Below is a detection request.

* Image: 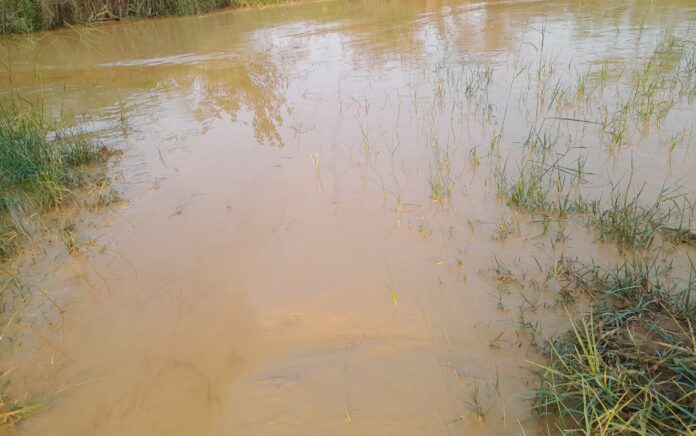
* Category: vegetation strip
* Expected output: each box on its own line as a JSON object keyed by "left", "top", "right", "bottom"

{"left": 0, "top": 0, "right": 284, "bottom": 34}
{"left": 485, "top": 34, "right": 696, "bottom": 433}
{"left": 534, "top": 257, "right": 695, "bottom": 434}
{"left": 0, "top": 97, "right": 116, "bottom": 422}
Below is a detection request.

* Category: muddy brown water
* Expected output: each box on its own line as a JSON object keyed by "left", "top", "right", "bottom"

{"left": 1, "top": 0, "right": 695, "bottom": 434}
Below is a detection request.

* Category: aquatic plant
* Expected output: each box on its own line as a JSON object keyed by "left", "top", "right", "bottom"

{"left": 0, "top": 101, "right": 108, "bottom": 259}
{"left": 534, "top": 257, "right": 696, "bottom": 435}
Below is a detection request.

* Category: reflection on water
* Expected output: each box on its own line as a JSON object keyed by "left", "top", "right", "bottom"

{"left": 1, "top": 0, "right": 693, "bottom": 149}
{"left": 193, "top": 58, "right": 289, "bottom": 146}
{"left": 0, "top": 0, "right": 695, "bottom": 435}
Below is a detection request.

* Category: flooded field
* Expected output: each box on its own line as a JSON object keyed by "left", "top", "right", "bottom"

{"left": 1, "top": 0, "right": 695, "bottom": 434}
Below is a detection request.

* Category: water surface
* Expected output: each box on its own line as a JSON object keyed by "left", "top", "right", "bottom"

{"left": 1, "top": 0, "right": 695, "bottom": 434}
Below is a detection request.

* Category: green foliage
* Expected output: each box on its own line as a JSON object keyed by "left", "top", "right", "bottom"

{"left": 535, "top": 258, "right": 696, "bottom": 435}
{"left": 0, "top": 102, "right": 107, "bottom": 259}
{"left": 0, "top": 0, "right": 282, "bottom": 33}
{"left": 0, "top": 0, "right": 42, "bottom": 33}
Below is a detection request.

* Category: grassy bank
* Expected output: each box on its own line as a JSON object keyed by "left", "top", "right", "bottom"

{"left": 0, "top": 100, "right": 110, "bottom": 259}
{"left": 534, "top": 258, "right": 695, "bottom": 434}
{"left": 0, "top": 0, "right": 282, "bottom": 34}
{"left": 0, "top": 99, "right": 114, "bottom": 423}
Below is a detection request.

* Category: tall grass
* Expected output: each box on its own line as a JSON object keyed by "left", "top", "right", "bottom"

{"left": 0, "top": 0, "right": 281, "bottom": 33}
{"left": 0, "top": 101, "right": 108, "bottom": 259}
{"left": 497, "top": 149, "right": 696, "bottom": 250}
{"left": 535, "top": 258, "right": 696, "bottom": 435}
{"left": 0, "top": 99, "right": 112, "bottom": 425}
{"left": 588, "top": 183, "right": 692, "bottom": 250}
{"left": 482, "top": 34, "right": 696, "bottom": 434}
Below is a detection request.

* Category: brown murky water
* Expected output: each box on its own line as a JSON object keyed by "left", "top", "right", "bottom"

{"left": 1, "top": 0, "right": 695, "bottom": 434}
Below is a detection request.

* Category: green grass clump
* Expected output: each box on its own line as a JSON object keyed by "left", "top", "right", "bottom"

{"left": 0, "top": 102, "right": 108, "bottom": 259}
{"left": 0, "top": 100, "right": 111, "bottom": 425}
{"left": 535, "top": 258, "right": 696, "bottom": 435}
{"left": 589, "top": 184, "right": 696, "bottom": 250}
{"left": 589, "top": 185, "right": 668, "bottom": 250}
{"left": 497, "top": 146, "right": 586, "bottom": 218}
{"left": 506, "top": 159, "right": 551, "bottom": 214}
{"left": 0, "top": 0, "right": 41, "bottom": 33}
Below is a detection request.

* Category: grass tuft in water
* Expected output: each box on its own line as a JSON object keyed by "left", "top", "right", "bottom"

{"left": 0, "top": 101, "right": 109, "bottom": 259}
{"left": 589, "top": 182, "right": 696, "bottom": 250}
{"left": 534, "top": 257, "right": 696, "bottom": 435}
{"left": 0, "top": 390, "right": 42, "bottom": 427}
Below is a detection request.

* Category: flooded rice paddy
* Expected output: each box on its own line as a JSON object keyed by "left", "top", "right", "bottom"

{"left": 1, "top": 0, "right": 696, "bottom": 434}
